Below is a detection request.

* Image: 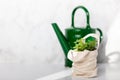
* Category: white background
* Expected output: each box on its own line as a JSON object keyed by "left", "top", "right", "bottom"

{"left": 0, "top": 0, "right": 120, "bottom": 64}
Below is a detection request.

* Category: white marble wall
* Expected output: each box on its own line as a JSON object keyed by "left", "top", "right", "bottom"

{"left": 0, "top": 0, "right": 119, "bottom": 64}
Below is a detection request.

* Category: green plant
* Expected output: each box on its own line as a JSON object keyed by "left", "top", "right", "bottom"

{"left": 73, "top": 38, "right": 87, "bottom": 51}
{"left": 85, "top": 36, "right": 97, "bottom": 51}
{"left": 73, "top": 37, "right": 97, "bottom": 51}
{"left": 86, "top": 40, "right": 97, "bottom": 51}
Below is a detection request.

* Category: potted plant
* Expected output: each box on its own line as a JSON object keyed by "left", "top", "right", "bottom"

{"left": 68, "top": 33, "right": 100, "bottom": 78}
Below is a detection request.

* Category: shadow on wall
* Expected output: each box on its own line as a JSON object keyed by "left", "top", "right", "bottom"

{"left": 97, "top": 35, "right": 108, "bottom": 63}
{"left": 107, "top": 51, "right": 120, "bottom": 63}
{"left": 98, "top": 37, "right": 120, "bottom": 63}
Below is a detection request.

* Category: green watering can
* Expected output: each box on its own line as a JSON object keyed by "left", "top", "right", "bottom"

{"left": 51, "top": 6, "right": 103, "bottom": 67}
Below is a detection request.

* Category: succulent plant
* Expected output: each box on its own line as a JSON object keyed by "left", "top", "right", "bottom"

{"left": 85, "top": 36, "right": 97, "bottom": 51}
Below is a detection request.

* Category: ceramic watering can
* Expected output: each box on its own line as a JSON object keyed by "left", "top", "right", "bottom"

{"left": 51, "top": 6, "right": 103, "bottom": 67}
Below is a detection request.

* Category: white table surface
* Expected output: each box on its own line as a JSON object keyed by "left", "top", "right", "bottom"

{"left": 0, "top": 62, "right": 120, "bottom": 80}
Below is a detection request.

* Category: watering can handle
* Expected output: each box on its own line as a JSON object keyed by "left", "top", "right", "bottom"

{"left": 96, "top": 28, "right": 103, "bottom": 42}
{"left": 71, "top": 6, "right": 90, "bottom": 28}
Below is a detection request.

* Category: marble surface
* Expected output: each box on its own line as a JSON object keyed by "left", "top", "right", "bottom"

{"left": 0, "top": 63, "right": 65, "bottom": 80}
{"left": 0, "top": 63, "right": 119, "bottom": 80}
{"left": 39, "top": 63, "right": 120, "bottom": 80}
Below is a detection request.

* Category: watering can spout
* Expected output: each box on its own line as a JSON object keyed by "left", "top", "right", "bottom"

{"left": 51, "top": 23, "right": 71, "bottom": 57}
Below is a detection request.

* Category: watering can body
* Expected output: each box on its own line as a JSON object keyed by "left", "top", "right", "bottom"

{"left": 52, "top": 6, "right": 103, "bottom": 67}
{"left": 66, "top": 27, "right": 97, "bottom": 48}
